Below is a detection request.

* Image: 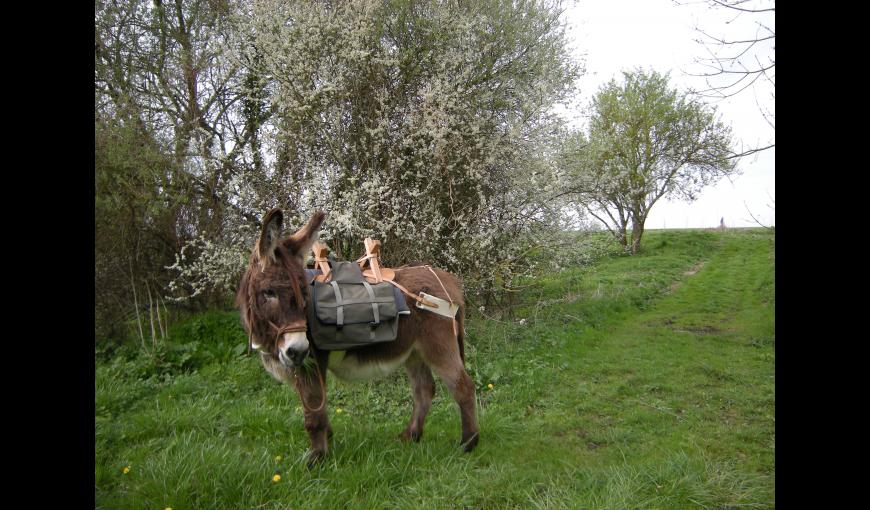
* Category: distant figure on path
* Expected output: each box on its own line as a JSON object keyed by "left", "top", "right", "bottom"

{"left": 719, "top": 217, "right": 726, "bottom": 230}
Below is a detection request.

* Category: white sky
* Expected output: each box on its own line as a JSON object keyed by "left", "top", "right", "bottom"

{"left": 559, "top": 0, "right": 775, "bottom": 228}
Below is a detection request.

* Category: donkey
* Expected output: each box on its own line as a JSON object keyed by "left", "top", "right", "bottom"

{"left": 236, "top": 209, "right": 479, "bottom": 465}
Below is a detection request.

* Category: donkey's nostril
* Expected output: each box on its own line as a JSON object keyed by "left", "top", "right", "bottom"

{"left": 286, "top": 348, "right": 308, "bottom": 364}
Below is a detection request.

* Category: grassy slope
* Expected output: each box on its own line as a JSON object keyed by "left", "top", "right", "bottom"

{"left": 95, "top": 229, "right": 775, "bottom": 509}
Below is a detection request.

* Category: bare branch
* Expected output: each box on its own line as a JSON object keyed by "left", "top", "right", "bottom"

{"left": 743, "top": 200, "right": 773, "bottom": 230}
{"left": 727, "top": 144, "right": 774, "bottom": 159}
{"left": 710, "top": 0, "right": 775, "bottom": 13}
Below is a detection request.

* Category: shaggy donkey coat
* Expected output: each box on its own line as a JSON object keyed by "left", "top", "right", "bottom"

{"left": 236, "top": 209, "right": 479, "bottom": 464}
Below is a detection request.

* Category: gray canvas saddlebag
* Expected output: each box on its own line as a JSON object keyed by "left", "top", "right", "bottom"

{"left": 307, "top": 261, "right": 400, "bottom": 350}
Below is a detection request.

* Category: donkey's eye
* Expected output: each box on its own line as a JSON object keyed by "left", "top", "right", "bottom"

{"left": 263, "top": 289, "right": 277, "bottom": 299}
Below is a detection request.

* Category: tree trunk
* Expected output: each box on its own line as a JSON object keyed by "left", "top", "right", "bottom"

{"left": 129, "top": 259, "right": 146, "bottom": 352}
{"left": 615, "top": 226, "right": 629, "bottom": 251}
{"left": 146, "top": 281, "right": 157, "bottom": 350}
{"left": 155, "top": 285, "right": 166, "bottom": 340}
{"left": 630, "top": 218, "right": 645, "bottom": 255}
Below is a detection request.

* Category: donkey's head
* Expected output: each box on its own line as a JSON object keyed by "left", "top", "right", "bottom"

{"left": 237, "top": 209, "right": 326, "bottom": 367}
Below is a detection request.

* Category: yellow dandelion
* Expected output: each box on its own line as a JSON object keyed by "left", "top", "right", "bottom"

{"left": 122, "top": 466, "right": 130, "bottom": 474}
{"left": 272, "top": 474, "right": 281, "bottom": 482}
{"left": 487, "top": 383, "right": 494, "bottom": 390}
{"left": 165, "top": 507, "right": 173, "bottom": 510}
{"left": 336, "top": 408, "right": 343, "bottom": 414}
{"left": 275, "top": 455, "right": 282, "bottom": 462}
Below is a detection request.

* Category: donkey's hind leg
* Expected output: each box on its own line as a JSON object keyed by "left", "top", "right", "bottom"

{"left": 417, "top": 337, "right": 480, "bottom": 452}
{"left": 399, "top": 352, "right": 436, "bottom": 443}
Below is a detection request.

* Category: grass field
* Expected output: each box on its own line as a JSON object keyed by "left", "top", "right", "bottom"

{"left": 95, "top": 228, "right": 775, "bottom": 509}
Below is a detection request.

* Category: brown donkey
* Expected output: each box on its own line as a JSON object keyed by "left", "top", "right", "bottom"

{"left": 236, "top": 209, "right": 479, "bottom": 465}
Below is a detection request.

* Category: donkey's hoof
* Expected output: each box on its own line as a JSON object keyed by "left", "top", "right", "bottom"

{"left": 306, "top": 450, "right": 326, "bottom": 469}
{"left": 460, "top": 432, "right": 479, "bottom": 452}
{"left": 397, "top": 429, "right": 422, "bottom": 442}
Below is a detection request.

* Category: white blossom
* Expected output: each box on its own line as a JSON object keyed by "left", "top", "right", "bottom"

{"left": 167, "top": 0, "right": 595, "bottom": 301}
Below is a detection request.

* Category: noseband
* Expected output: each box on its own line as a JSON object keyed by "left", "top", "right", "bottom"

{"left": 268, "top": 320, "right": 307, "bottom": 345}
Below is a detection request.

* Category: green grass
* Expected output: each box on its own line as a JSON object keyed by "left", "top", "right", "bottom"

{"left": 96, "top": 228, "right": 775, "bottom": 509}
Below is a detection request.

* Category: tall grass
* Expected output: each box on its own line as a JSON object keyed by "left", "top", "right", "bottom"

{"left": 96, "top": 228, "right": 774, "bottom": 509}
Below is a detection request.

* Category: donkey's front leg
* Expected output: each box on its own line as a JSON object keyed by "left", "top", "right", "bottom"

{"left": 302, "top": 407, "right": 329, "bottom": 466}
{"left": 295, "top": 356, "right": 330, "bottom": 467}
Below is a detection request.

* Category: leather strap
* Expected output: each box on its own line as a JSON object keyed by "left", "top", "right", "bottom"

{"left": 384, "top": 278, "right": 438, "bottom": 308}
{"left": 329, "top": 280, "right": 344, "bottom": 327}
{"left": 312, "top": 241, "right": 332, "bottom": 282}
{"left": 363, "top": 238, "right": 384, "bottom": 282}
{"left": 361, "top": 280, "right": 380, "bottom": 325}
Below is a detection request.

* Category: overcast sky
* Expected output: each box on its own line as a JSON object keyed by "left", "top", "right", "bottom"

{"left": 559, "top": 0, "right": 775, "bottom": 229}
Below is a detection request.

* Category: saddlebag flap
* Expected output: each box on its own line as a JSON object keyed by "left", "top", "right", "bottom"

{"left": 307, "top": 261, "right": 399, "bottom": 350}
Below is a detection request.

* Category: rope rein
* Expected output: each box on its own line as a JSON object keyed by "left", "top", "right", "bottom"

{"left": 267, "top": 319, "right": 326, "bottom": 413}
{"left": 248, "top": 286, "right": 326, "bottom": 414}
{"left": 294, "top": 362, "right": 327, "bottom": 413}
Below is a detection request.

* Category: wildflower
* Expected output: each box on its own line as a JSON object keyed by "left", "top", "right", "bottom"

{"left": 122, "top": 466, "right": 130, "bottom": 474}
{"left": 165, "top": 507, "right": 173, "bottom": 510}
{"left": 336, "top": 408, "right": 343, "bottom": 414}
{"left": 487, "top": 384, "right": 494, "bottom": 390}
{"left": 519, "top": 318, "right": 527, "bottom": 326}
{"left": 275, "top": 455, "right": 282, "bottom": 462}
{"left": 272, "top": 474, "right": 281, "bottom": 482}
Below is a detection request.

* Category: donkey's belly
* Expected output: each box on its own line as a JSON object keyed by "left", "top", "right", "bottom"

{"left": 327, "top": 350, "right": 411, "bottom": 381}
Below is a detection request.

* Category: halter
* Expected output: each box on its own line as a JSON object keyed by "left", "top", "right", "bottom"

{"left": 257, "top": 314, "right": 326, "bottom": 413}
{"left": 267, "top": 320, "right": 307, "bottom": 343}
{"left": 244, "top": 249, "right": 327, "bottom": 414}
{"left": 245, "top": 273, "right": 308, "bottom": 355}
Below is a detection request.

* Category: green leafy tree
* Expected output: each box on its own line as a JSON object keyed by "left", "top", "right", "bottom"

{"left": 94, "top": 0, "right": 245, "bottom": 342}
{"left": 561, "top": 69, "right": 736, "bottom": 254}
{"left": 94, "top": 115, "right": 180, "bottom": 344}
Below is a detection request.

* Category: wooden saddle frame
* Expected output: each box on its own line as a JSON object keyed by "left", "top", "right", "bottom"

{"left": 310, "top": 238, "right": 443, "bottom": 309}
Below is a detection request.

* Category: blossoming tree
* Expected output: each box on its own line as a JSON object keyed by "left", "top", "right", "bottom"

{"left": 168, "top": 0, "right": 583, "bottom": 302}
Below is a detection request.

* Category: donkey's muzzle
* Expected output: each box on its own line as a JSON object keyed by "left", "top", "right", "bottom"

{"left": 285, "top": 346, "right": 309, "bottom": 366}
{"left": 277, "top": 327, "right": 310, "bottom": 367}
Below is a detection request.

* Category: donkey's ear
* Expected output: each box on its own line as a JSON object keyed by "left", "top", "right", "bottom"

{"left": 284, "top": 211, "right": 326, "bottom": 259}
{"left": 257, "top": 208, "right": 284, "bottom": 269}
